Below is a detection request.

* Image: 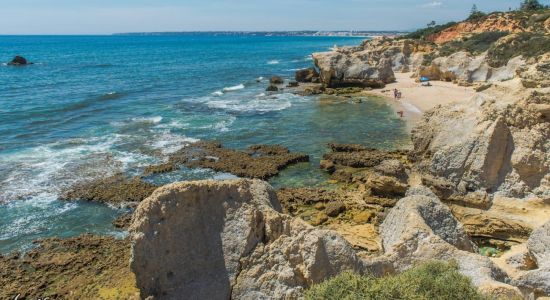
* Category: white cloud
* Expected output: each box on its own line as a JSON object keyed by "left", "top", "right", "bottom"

{"left": 421, "top": 1, "right": 443, "bottom": 8}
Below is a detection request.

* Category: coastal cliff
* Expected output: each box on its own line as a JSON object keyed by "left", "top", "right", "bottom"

{"left": 1, "top": 7, "right": 549, "bottom": 300}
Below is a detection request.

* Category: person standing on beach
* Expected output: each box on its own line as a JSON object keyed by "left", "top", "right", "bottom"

{"left": 393, "top": 88, "right": 398, "bottom": 99}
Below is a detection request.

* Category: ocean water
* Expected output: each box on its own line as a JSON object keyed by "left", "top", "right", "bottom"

{"left": 0, "top": 35, "right": 409, "bottom": 253}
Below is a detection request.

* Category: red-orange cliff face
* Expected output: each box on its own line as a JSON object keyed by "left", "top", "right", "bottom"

{"left": 427, "top": 12, "right": 541, "bottom": 44}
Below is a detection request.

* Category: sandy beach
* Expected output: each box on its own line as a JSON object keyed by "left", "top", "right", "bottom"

{"left": 374, "top": 72, "right": 475, "bottom": 124}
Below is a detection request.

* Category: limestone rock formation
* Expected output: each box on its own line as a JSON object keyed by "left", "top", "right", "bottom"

{"left": 379, "top": 186, "right": 522, "bottom": 297}
{"left": 312, "top": 40, "right": 401, "bottom": 88}
{"left": 528, "top": 221, "right": 550, "bottom": 268}
{"left": 130, "top": 180, "right": 364, "bottom": 300}
{"left": 512, "top": 221, "right": 550, "bottom": 297}
{"left": 411, "top": 84, "right": 550, "bottom": 203}
{"left": 415, "top": 52, "right": 525, "bottom": 84}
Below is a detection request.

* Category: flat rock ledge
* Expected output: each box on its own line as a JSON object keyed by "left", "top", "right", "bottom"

{"left": 130, "top": 179, "right": 365, "bottom": 300}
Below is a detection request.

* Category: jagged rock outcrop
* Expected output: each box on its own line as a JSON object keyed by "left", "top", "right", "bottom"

{"left": 130, "top": 180, "right": 364, "bottom": 300}
{"left": 415, "top": 52, "right": 525, "bottom": 84}
{"left": 312, "top": 38, "right": 417, "bottom": 88}
{"left": 379, "top": 186, "right": 522, "bottom": 297}
{"left": 411, "top": 84, "right": 550, "bottom": 203}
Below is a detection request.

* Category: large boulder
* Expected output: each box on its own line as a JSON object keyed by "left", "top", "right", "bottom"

{"left": 269, "top": 76, "right": 284, "bottom": 85}
{"left": 130, "top": 179, "right": 364, "bottom": 300}
{"left": 379, "top": 186, "right": 520, "bottom": 297}
{"left": 295, "top": 68, "right": 319, "bottom": 83}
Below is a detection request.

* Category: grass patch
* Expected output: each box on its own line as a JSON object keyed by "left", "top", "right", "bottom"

{"left": 305, "top": 261, "right": 488, "bottom": 300}
{"left": 486, "top": 32, "right": 550, "bottom": 67}
{"left": 439, "top": 31, "right": 509, "bottom": 57}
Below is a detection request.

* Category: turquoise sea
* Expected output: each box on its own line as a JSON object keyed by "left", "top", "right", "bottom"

{"left": 0, "top": 35, "right": 409, "bottom": 253}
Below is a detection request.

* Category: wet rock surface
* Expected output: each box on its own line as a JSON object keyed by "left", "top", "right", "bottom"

{"left": 60, "top": 174, "right": 158, "bottom": 204}
{"left": 113, "top": 213, "right": 134, "bottom": 229}
{"left": 0, "top": 235, "right": 137, "bottom": 300}
{"left": 147, "top": 141, "right": 309, "bottom": 180}
{"left": 320, "top": 144, "right": 410, "bottom": 198}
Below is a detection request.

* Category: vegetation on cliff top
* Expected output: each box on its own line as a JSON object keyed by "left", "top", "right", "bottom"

{"left": 486, "top": 32, "right": 550, "bottom": 67}
{"left": 438, "top": 31, "right": 510, "bottom": 56}
{"left": 305, "top": 261, "right": 489, "bottom": 300}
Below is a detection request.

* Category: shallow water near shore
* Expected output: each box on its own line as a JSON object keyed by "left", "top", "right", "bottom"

{"left": 0, "top": 35, "right": 409, "bottom": 253}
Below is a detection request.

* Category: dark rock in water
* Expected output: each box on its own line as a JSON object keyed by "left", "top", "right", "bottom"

{"left": 266, "top": 84, "right": 279, "bottom": 92}
{"left": 287, "top": 81, "right": 299, "bottom": 87}
{"left": 269, "top": 76, "right": 284, "bottom": 85}
{"left": 8, "top": 55, "right": 30, "bottom": 65}
{"left": 60, "top": 174, "right": 158, "bottom": 204}
{"left": 148, "top": 141, "right": 309, "bottom": 180}
{"left": 295, "top": 67, "right": 319, "bottom": 83}
{"left": 113, "top": 213, "right": 133, "bottom": 229}
{"left": 323, "top": 143, "right": 409, "bottom": 168}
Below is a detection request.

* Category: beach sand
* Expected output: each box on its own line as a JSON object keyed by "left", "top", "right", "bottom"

{"left": 373, "top": 72, "right": 475, "bottom": 126}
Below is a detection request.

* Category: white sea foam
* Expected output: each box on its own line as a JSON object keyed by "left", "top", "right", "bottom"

{"left": 267, "top": 60, "right": 280, "bottom": 65}
{"left": 131, "top": 116, "right": 163, "bottom": 124}
{"left": 0, "top": 136, "right": 121, "bottom": 203}
{"left": 206, "top": 96, "right": 292, "bottom": 113}
{"left": 305, "top": 55, "right": 313, "bottom": 61}
{"left": 222, "top": 84, "right": 245, "bottom": 92}
{"left": 197, "top": 115, "right": 236, "bottom": 132}
{"left": 149, "top": 131, "right": 199, "bottom": 155}
{"left": 212, "top": 90, "right": 224, "bottom": 96}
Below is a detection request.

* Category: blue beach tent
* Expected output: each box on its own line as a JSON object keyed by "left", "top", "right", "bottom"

{"left": 420, "top": 76, "right": 430, "bottom": 82}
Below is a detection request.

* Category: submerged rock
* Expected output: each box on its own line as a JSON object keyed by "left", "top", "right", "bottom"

{"left": 61, "top": 174, "right": 158, "bottom": 204}
{"left": 148, "top": 141, "right": 309, "bottom": 180}
{"left": 266, "top": 84, "right": 279, "bottom": 92}
{"left": 130, "top": 179, "right": 364, "bottom": 299}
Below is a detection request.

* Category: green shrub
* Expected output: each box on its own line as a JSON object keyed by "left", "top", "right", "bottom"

{"left": 520, "top": 0, "right": 545, "bottom": 11}
{"left": 305, "top": 261, "right": 488, "bottom": 300}
{"left": 403, "top": 22, "right": 458, "bottom": 40}
{"left": 439, "top": 31, "right": 510, "bottom": 56}
{"left": 486, "top": 32, "right": 550, "bottom": 67}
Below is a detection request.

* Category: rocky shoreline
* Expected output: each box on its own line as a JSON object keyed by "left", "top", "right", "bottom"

{"left": 2, "top": 8, "right": 549, "bottom": 300}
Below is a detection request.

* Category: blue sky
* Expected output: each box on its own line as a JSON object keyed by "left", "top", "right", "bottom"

{"left": 1, "top": 0, "right": 547, "bottom": 34}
